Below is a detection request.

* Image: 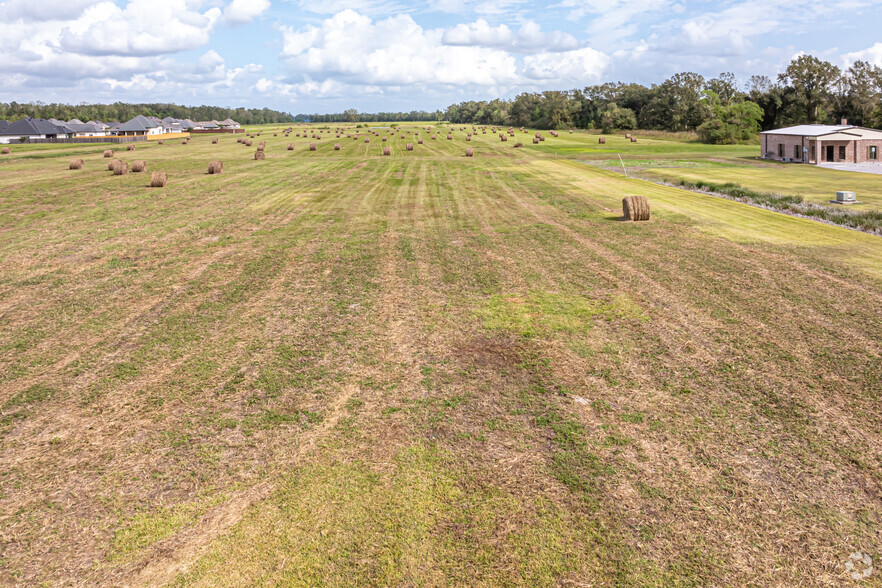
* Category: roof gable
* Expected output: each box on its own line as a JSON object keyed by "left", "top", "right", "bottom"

{"left": 0, "top": 117, "right": 73, "bottom": 136}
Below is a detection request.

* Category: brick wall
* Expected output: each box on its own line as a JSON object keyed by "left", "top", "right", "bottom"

{"left": 762, "top": 134, "right": 806, "bottom": 162}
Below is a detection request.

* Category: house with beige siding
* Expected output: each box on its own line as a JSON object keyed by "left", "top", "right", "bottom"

{"left": 760, "top": 122, "right": 882, "bottom": 165}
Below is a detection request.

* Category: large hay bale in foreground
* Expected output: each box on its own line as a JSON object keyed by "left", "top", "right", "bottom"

{"left": 132, "top": 160, "right": 147, "bottom": 173}
{"left": 254, "top": 151, "right": 266, "bottom": 160}
{"left": 103, "top": 150, "right": 114, "bottom": 158}
{"left": 208, "top": 161, "right": 223, "bottom": 174}
{"left": 465, "top": 148, "right": 474, "bottom": 157}
{"left": 69, "top": 159, "right": 84, "bottom": 170}
{"left": 622, "top": 196, "right": 650, "bottom": 221}
{"left": 112, "top": 161, "right": 129, "bottom": 175}
{"left": 150, "top": 172, "right": 168, "bottom": 187}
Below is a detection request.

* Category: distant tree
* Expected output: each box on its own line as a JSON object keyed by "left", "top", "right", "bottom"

{"left": 600, "top": 105, "right": 637, "bottom": 133}
{"left": 777, "top": 55, "right": 841, "bottom": 123}
{"left": 697, "top": 91, "right": 763, "bottom": 144}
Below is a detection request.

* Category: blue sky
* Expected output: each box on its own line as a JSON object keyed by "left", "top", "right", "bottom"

{"left": 1, "top": 0, "right": 880, "bottom": 114}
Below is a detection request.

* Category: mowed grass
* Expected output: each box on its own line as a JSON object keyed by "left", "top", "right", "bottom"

{"left": 0, "top": 123, "right": 881, "bottom": 587}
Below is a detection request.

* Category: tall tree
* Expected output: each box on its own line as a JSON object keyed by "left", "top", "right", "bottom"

{"left": 777, "top": 55, "right": 840, "bottom": 123}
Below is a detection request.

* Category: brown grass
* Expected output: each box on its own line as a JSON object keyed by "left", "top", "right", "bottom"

{"left": 149, "top": 171, "right": 167, "bottom": 187}
{"left": 622, "top": 195, "right": 651, "bottom": 221}
{"left": 208, "top": 161, "right": 223, "bottom": 175}
{"left": 69, "top": 159, "right": 84, "bottom": 170}
{"left": 103, "top": 150, "right": 113, "bottom": 158}
{"left": 131, "top": 161, "right": 147, "bottom": 173}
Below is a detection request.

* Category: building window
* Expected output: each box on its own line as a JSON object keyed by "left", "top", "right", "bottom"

{"left": 778, "top": 143, "right": 784, "bottom": 157}
{"left": 870, "top": 146, "right": 878, "bottom": 160}
{"left": 794, "top": 145, "right": 800, "bottom": 159}
{"left": 839, "top": 146, "right": 846, "bottom": 160}
{"left": 811, "top": 146, "right": 816, "bottom": 161}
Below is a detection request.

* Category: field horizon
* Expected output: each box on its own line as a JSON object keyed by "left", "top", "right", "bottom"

{"left": 1, "top": 123, "right": 880, "bottom": 586}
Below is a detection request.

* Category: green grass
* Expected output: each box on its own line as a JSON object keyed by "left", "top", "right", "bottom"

{"left": 0, "top": 122, "right": 880, "bottom": 587}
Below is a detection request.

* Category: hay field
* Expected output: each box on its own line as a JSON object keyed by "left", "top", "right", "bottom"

{"left": 1, "top": 125, "right": 881, "bottom": 586}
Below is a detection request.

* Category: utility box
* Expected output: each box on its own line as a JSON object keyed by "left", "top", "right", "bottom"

{"left": 836, "top": 191, "right": 857, "bottom": 202}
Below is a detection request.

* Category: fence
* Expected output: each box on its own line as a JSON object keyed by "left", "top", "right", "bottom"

{"left": 17, "top": 136, "right": 147, "bottom": 144}
{"left": 189, "top": 128, "right": 246, "bottom": 134}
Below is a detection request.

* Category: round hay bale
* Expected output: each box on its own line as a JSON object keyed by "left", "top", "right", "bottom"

{"left": 69, "top": 159, "right": 84, "bottom": 170}
{"left": 245, "top": 140, "right": 253, "bottom": 147}
{"left": 158, "top": 140, "right": 164, "bottom": 145}
{"left": 622, "top": 196, "right": 651, "bottom": 221}
{"left": 466, "top": 136, "right": 471, "bottom": 142}
{"left": 149, "top": 172, "right": 168, "bottom": 188}
{"left": 309, "top": 143, "right": 317, "bottom": 151}
{"left": 630, "top": 137, "right": 637, "bottom": 143}
{"left": 112, "top": 161, "right": 129, "bottom": 176}
{"left": 625, "top": 133, "right": 631, "bottom": 139}
{"left": 212, "top": 139, "right": 218, "bottom": 144}
{"left": 132, "top": 160, "right": 147, "bottom": 173}
{"left": 365, "top": 138, "right": 370, "bottom": 143}
{"left": 447, "top": 134, "right": 453, "bottom": 140}
{"left": 126, "top": 144, "right": 136, "bottom": 151}
{"left": 334, "top": 143, "right": 341, "bottom": 150}
{"left": 254, "top": 151, "right": 266, "bottom": 160}
{"left": 0, "top": 147, "right": 9, "bottom": 154}
{"left": 533, "top": 137, "right": 539, "bottom": 144}
{"left": 208, "top": 161, "right": 223, "bottom": 174}
{"left": 103, "top": 150, "right": 114, "bottom": 158}
{"left": 418, "top": 138, "right": 423, "bottom": 144}
{"left": 382, "top": 147, "right": 391, "bottom": 156}
{"left": 513, "top": 142, "right": 523, "bottom": 148}
{"left": 107, "top": 159, "right": 119, "bottom": 171}
{"left": 182, "top": 139, "right": 188, "bottom": 145}
{"left": 599, "top": 137, "right": 606, "bottom": 144}
{"left": 406, "top": 143, "right": 413, "bottom": 151}
{"left": 382, "top": 137, "right": 387, "bottom": 142}
{"left": 287, "top": 143, "right": 294, "bottom": 150}
{"left": 465, "top": 148, "right": 474, "bottom": 157}
{"left": 500, "top": 135, "right": 508, "bottom": 142}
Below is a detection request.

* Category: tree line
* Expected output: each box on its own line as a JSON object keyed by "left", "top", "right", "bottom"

{"left": 443, "top": 56, "right": 882, "bottom": 144}
{"left": 0, "top": 102, "right": 295, "bottom": 125}
{"left": 293, "top": 109, "right": 443, "bottom": 123}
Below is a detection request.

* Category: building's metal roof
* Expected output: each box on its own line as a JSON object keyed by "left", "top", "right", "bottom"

{"left": 762, "top": 124, "right": 882, "bottom": 138}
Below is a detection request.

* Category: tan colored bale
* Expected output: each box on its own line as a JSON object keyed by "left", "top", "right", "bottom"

{"left": 533, "top": 137, "right": 539, "bottom": 144}
{"left": 309, "top": 143, "right": 317, "bottom": 151}
{"left": 212, "top": 139, "right": 218, "bottom": 144}
{"left": 103, "top": 150, "right": 113, "bottom": 158}
{"left": 417, "top": 138, "right": 423, "bottom": 144}
{"left": 150, "top": 172, "right": 168, "bottom": 187}
{"left": 447, "top": 134, "right": 452, "bottom": 140}
{"left": 107, "top": 159, "right": 119, "bottom": 171}
{"left": 287, "top": 143, "right": 294, "bottom": 150}
{"left": 466, "top": 136, "right": 471, "bottom": 141}
{"left": 513, "top": 142, "right": 523, "bottom": 148}
{"left": 465, "top": 148, "right": 474, "bottom": 157}
{"left": 182, "top": 139, "right": 188, "bottom": 145}
{"left": 126, "top": 144, "right": 136, "bottom": 151}
{"left": 382, "top": 137, "right": 387, "bottom": 142}
{"left": 622, "top": 196, "right": 651, "bottom": 221}
{"left": 406, "top": 143, "right": 413, "bottom": 151}
{"left": 208, "top": 161, "right": 224, "bottom": 174}
{"left": 599, "top": 137, "right": 606, "bottom": 144}
{"left": 69, "top": 159, "right": 84, "bottom": 170}
{"left": 112, "top": 161, "right": 129, "bottom": 175}
{"left": 500, "top": 135, "right": 507, "bottom": 142}
{"left": 626, "top": 133, "right": 631, "bottom": 139}
{"left": 254, "top": 151, "right": 266, "bottom": 160}
{"left": 0, "top": 147, "right": 9, "bottom": 154}
{"left": 382, "top": 147, "right": 391, "bottom": 156}
{"left": 158, "top": 140, "right": 164, "bottom": 145}
{"left": 132, "top": 160, "right": 147, "bottom": 173}
{"left": 630, "top": 137, "right": 637, "bottom": 143}
{"left": 364, "top": 138, "right": 370, "bottom": 143}
{"left": 334, "top": 143, "right": 341, "bottom": 150}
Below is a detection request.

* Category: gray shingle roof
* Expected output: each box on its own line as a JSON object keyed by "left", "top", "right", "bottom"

{"left": 116, "top": 115, "right": 161, "bottom": 132}
{"left": 67, "top": 123, "right": 105, "bottom": 133}
{"left": 0, "top": 120, "right": 9, "bottom": 131}
{"left": 0, "top": 118, "right": 74, "bottom": 136}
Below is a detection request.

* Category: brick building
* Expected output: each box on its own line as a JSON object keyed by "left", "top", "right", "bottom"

{"left": 760, "top": 123, "right": 882, "bottom": 165}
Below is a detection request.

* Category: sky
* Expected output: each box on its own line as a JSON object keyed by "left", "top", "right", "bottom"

{"left": 1, "top": 0, "right": 881, "bottom": 115}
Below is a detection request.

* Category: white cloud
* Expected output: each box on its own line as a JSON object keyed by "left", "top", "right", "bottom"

{"left": 0, "top": 0, "right": 102, "bottom": 21}
{"left": 224, "top": 0, "right": 271, "bottom": 24}
{"left": 843, "top": 43, "right": 882, "bottom": 68}
{"left": 522, "top": 47, "right": 609, "bottom": 80}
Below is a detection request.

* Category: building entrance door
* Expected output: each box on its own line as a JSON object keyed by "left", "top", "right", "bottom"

{"left": 826, "top": 145, "right": 834, "bottom": 162}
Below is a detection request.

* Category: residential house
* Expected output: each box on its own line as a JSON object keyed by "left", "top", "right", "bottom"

{"left": 115, "top": 115, "right": 163, "bottom": 137}
{"left": 67, "top": 123, "right": 107, "bottom": 137}
{"left": 219, "top": 118, "right": 241, "bottom": 129}
{"left": 0, "top": 118, "right": 75, "bottom": 144}
{"left": 761, "top": 121, "right": 882, "bottom": 165}
{"left": 0, "top": 120, "right": 9, "bottom": 132}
